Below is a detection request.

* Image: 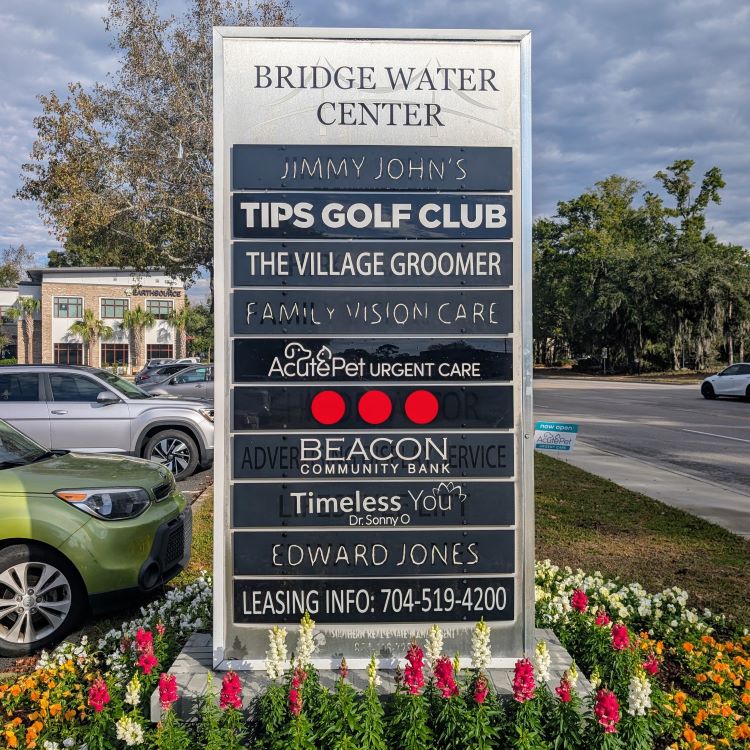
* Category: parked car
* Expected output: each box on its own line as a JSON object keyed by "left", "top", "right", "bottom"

{"left": 140, "top": 364, "right": 214, "bottom": 402}
{"left": 174, "top": 357, "right": 201, "bottom": 364}
{"left": 701, "top": 363, "right": 750, "bottom": 399}
{"left": 0, "top": 417, "right": 191, "bottom": 655}
{"left": 0, "top": 366, "right": 213, "bottom": 480}
{"left": 135, "top": 362, "right": 190, "bottom": 385}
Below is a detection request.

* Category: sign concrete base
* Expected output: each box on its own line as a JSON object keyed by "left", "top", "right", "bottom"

{"left": 150, "top": 628, "right": 589, "bottom": 722}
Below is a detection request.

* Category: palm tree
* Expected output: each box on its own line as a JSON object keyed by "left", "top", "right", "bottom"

{"left": 7, "top": 297, "right": 40, "bottom": 363}
{"left": 166, "top": 305, "right": 191, "bottom": 359}
{"left": 121, "top": 306, "right": 155, "bottom": 370}
{"left": 68, "top": 309, "right": 113, "bottom": 367}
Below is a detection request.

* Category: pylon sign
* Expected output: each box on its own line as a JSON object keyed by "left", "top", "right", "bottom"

{"left": 213, "top": 27, "right": 533, "bottom": 669}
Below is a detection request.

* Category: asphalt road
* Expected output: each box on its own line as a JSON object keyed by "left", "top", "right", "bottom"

{"left": 534, "top": 378, "right": 750, "bottom": 534}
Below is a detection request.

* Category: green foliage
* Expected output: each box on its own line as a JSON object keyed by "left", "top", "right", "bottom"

{"left": 0, "top": 244, "right": 32, "bottom": 286}
{"left": 320, "top": 677, "right": 361, "bottom": 750}
{"left": 357, "top": 684, "right": 388, "bottom": 750}
{"left": 196, "top": 674, "right": 247, "bottom": 750}
{"left": 550, "top": 692, "right": 584, "bottom": 750}
{"left": 255, "top": 681, "right": 288, "bottom": 750}
{"left": 534, "top": 161, "right": 750, "bottom": 371}
{"left": 156, "top": 706, "right": 193, "bottom": 750}
{"left": 509, "top": 699, "right": 547, "bottom": 750}
{"left": 388, "top": 692, "right": 433, "bottom": 750}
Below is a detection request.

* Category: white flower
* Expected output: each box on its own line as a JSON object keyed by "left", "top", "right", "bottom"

{"left": 295, "top": 612, "right": 316, "bottom": 665}
{"left": 265, "top": 625, "right": 288, "bottom": 679}
{"left": 425, "top": 624, "right": 444, "bottom": 666}
{"left": 626, "top": 669, "right": 652, "bottom": 716}
{"left": 43, "top": 742, "right": 60, "bottom": 750}
{"left": 533, "top": 641, "right": 551, "bottom": 684}
{"left": 471, "top": 619, "right": 491, "bottom": 669}
{"left": 568, "top": 662, "right": 578, "bottom": 689}
{"left": 124, "top": 673, "right": 141, "bottom": 707}
{"left": 115, "top": 716, "right": 145, "bottom": 747}
{"left": 62, "top": 740, "right": 75, "bottom": 748}
{"left": 367, "top": 654, "right": 381, "bottom": 688}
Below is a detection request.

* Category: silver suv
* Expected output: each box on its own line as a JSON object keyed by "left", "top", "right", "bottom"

{"left": 0, "top": 366, "right": 214, "bottom": 480}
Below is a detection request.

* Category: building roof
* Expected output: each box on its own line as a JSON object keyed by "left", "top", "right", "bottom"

{"left": 25, "top": 267, "right": 181, "bottom": 284}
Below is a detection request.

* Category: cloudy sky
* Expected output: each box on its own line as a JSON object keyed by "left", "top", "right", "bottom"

{"left": 1, "top": 0, "right": 748, "bottom": 300}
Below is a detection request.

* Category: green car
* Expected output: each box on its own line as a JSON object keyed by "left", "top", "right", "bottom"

{"left": 0, "top": 418, "right": 191, "bottom": 656}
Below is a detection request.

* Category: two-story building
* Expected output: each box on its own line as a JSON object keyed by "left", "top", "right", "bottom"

{"left": 8, "top": 268, "right": 186, "bottom": 372}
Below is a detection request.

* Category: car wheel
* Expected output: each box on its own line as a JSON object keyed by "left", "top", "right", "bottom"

{"left": 0, "top": 544, "right": 85, "bottom": 657}
{"left": 144, "top": 429, "right": 199, "bottom": 480}
{"left": 746, "top": 385, "right": 750, "bottom": 401}
{"left": 701, "top": 383, "right": 716, "bottom": 400}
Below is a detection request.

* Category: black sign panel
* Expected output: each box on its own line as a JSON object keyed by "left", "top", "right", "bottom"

{"left": 231, "top": 480, "right": 515, "bottom": 528}
{"left": 233, "top": 529, "right": 514, "bottom": 576}
{"left": 232, "top": 290, "right": 513, "bottom": 336}
{"left": 233, "top": 576, "right": 515, "bottom": 624}
{"left": 231, "top": 192, "right": 513, "bottom": 240}
{"left": 231, "top": 145, "right": 513, "bottom": 191}
{"left": 233, "top": 338, "right": 513, "bottom": 383}
{"left": 232, "top": 385, "right": 513, "bottom": 431}
{"left": 232, "top": 241, "right": 513, "bottom": 287}
{"left": 232, "top": 432, "right": 514, "bottom": 479}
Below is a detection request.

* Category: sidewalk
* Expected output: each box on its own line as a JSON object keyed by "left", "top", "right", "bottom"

{"left": 548, "top": 440, "right": 750, "bottom": 539}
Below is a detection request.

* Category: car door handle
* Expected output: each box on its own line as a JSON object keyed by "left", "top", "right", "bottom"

{"left": 51, "top": 409, "right": 68, "bottom": 415}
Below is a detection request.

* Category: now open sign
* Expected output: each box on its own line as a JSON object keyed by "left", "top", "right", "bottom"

{"left": 534, "top": 422, "right": 579, "bottom": 452}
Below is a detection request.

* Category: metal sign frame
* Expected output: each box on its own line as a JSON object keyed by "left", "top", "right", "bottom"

{"left": 213, "top": 27, "right": 532, "bottom": 670}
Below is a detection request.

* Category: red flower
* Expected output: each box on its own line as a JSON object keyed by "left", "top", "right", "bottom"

{"left": 611, "top": 623, "right": 630, "bottom": 651}
{"left": 138, "top": 650, "right": 158, "bottom": 675}
{"left": 571, "top": 589, "right": 588, "bottom": 612}
{"left": 555, "top": 676, "right": 572, "bottom": 702}
{"left": 159, "top": 673, "right": 178, "bottom": 711}
{"left": 289, "top": 666, "right": 306, "bottom": 717}
{"left": 339, "top": 657, "right": 349, "bottom": 680}
{"left": 135, "top": 628, "right": 153, "bottom": 652}
{"left": 642, "top": 653, "right": 659, "bottom": 676}
{"left": 512, "top": 658, "right": 536, "bottom": 703}
{"left": 88, "top": 676, "right": 110, "bottom": 713}
{"left": 434, "top": 657, "right": 459, "bottom": 698}
{"left": 594, "top": 689, "right": 620, "bottom": 733}
{"left": 595, "top": 609, "right": 611, "bottom": 626}
{"left": 156, "top": 622, "right": 166, "bottom": 637}
{"left": 404, "top": 642, "right": 425, "bottom": 695}
{"left": 473, "top": 674, "right": 489, "bottom": 704}
{"left": 220, "top": 671, "right": 243, "bottom": 710}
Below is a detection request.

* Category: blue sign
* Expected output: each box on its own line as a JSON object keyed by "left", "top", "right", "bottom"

{"left": 534, "top": 422, "right": 579, "bottom": 451}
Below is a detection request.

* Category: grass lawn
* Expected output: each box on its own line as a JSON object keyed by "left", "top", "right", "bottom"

{"left": 536, "top": 452, "right": 750, "bottom": 625}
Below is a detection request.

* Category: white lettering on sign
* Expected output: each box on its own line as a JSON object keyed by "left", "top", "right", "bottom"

{"left": 239, "top": 201, "right": 507, "bottom": 230}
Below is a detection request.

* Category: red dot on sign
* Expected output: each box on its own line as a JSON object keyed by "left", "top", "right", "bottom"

{"left": 358, "top": 390, "right": 392, "bottom": 425}
{"left": 311, "top": 390, "right": 346, "bottom": 425}
{"left": 405, "top": 390, "right": 439, "bottom": 425}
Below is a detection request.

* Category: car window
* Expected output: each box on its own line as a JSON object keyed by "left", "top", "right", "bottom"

{"left": 159, "top": 365, "right": 187, "bottom": 376}
{"left": 721, "top": 365, "right": 741, "bottom": 375}
{"left": 738, "top": 364, "right": 750, "bottom": 375}
{"left": 50, "top": 374, "right": 104, "bottom": 402}
{"left": 0, "top": 373, "right": 40, "bottom": 402}
{"left": 90, "top": 369, "right": 150, "bottom": 399}
{"left": 175, "top": 367, "right": 207, "bottom": 383}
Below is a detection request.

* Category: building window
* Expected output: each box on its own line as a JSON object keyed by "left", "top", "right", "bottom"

{"left": 101, "top": 343, "right": 129, "bottom": 365}
{"left": 101, "top": 298, "right": 129, "bottom": 319}
{"left": 54, "top": 343, "right": 83, "bottom": 365}
{"left": 53, "top": 297, "right": 82, "bottom": 318}
{"left": 146, "top": 299, "right": 174, "bottom": 319}
{"left": 146, "top": 344, "right": 174, "bottom": 360}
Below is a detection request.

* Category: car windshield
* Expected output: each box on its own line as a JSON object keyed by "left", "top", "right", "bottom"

{"left": 0, "top": 419, "right": 47, "bottom": 468}
{"left": 92, "top": 370, "right": 151, "bottom": 399}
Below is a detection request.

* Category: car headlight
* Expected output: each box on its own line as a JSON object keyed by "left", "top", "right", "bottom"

{"left": 199, "top": 407, "right": 214, "bottom": 422}
{"left": 55, "top": 488, "right": 151, "bottom": 520}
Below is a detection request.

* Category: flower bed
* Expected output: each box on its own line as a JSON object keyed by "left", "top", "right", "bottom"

{"left": 1, "top": 563, "right": 748, "bottom": 749}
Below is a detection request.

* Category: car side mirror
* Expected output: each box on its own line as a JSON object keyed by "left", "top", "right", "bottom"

{"left": 96, "top": 390, "right": 120, "bottom": 404}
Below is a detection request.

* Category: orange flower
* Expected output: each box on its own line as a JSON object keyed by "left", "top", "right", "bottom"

{"left": 683, "top": 642, "right": 695, "bottom": 653}
{"left": 696, "top": 673, "right": 708, "bottom": 683}
{"left": 50, "top": 703, "right": 62, "bottom": 717}
{"left": 64, "top": 708, "right": 76, "bottom": 721}
{"left": 733, "top": 723, "right": 750, "bottom": 740}
{"left": 683, "top": 725, "right": 697, "bottom": 743}
{"left": 741, "top": 692, "right": 750, "bottom": 705}
{"left": 695, "top": 709, "right": 708, "bottom": 726}
{"left": 5, "top": 729, "right": 18, "bottom": 748}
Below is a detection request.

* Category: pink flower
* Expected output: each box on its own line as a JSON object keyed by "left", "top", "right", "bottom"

{"left": 555, "top": 676, "right": 572, "bottom": 703}
{"left": 571, "top": 589, "right": 588, "bottom": 612}
{"left": 594, "top": 689, "right": 620, "bottom": 733}
{"left": 289, "top": 666, "right": 306, "bottom": 717}
{"left": 512, "top": 658, "right": 536, "bottom": 703}
{"left": 474, "top": 675, "right": 489, "bottom": 704}
{"left": 433, "top": 657, "right": 459, "bottom": 698}
{"left": 156, "top": 622, "right": 166, "bottom": 637}
{"left": 595, "top": 609, "right": 611, "bottom": 626}
{"left": 220, "top": 671, "right": 243, "bottom": 710}
{"left": 135, "top": 628, "right": 153, "bottom": 652}
{"left": 159, "top": 673, "right": 178, "bottom": 711}
{"left": 339, "top": 657, "right": 349, "bottom": 680}
{"left": 88, "top": 676, "right": 110, "bottom": 713}
{"left": 138, "top": 650, "right": 158, "bottom": 675}
{"left": 643, "top": 653, "right": 659, "bottom": 676}
{"left": 611, "top": 623, "right": 630, "bottom": 651}
{"left": 404, "top": 642, "right": 425, "bottom": 695}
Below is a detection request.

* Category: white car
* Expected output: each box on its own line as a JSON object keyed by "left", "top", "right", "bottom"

{"left": 701, "top": 363, "right": 750, "bottom": 399}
